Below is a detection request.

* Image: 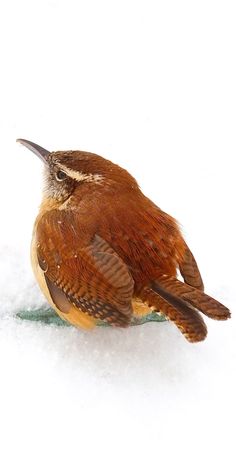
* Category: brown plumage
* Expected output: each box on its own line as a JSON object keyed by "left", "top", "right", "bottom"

{"left": 17, "top": 139, "right": 231, "bottom": 342}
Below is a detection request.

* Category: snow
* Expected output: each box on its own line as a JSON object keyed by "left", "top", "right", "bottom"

{"left": 0, "top": 1, "right": 235, "bottom": 455}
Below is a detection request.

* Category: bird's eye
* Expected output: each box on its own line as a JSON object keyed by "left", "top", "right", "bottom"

{"left": 56, "top": 170, "right": 67, "bottom": 181}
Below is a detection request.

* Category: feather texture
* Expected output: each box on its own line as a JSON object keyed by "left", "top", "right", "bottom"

{"left": 36, "top": 210, "right": 134, "bottom": 327}
{"left": 179, "top": 241, "right": 204, "bottom": 291}
{"left": 155, "top": 275, "right": 230, "bottom": 320}
{"left": 141, "top": 286, "right": 207, "bottom": 342}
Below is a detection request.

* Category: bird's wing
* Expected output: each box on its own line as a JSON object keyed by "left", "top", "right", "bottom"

{"left": 35, "top": 209, "right": 134, "bottom": 327}
{"left": 179, "top": 241, "right": 204, "bottom": 291}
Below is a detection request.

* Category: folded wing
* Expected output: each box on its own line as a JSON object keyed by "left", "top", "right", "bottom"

{"left": 36, "top": 210, "right": 134, "bottom": 327}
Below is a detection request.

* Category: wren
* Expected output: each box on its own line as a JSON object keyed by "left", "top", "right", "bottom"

{"left": 17, "top": 139, "right": 230, "bottom": 342}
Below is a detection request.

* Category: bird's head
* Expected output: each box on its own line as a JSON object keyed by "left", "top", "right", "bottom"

{"left": 17, "top": 139, "right": 139, "bottom": 205}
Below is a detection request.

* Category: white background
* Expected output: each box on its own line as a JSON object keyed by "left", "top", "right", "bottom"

{"left": 0, "top": 1, "right": 235, "bottom": 455}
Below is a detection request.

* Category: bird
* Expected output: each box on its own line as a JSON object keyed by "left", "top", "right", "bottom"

{"left": 17, "top": 138, "right": 230, "bottom": 342}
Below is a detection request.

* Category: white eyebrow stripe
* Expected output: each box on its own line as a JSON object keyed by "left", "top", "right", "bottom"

{"left": 58, "top": 164, "right": 103, "bottom": 183}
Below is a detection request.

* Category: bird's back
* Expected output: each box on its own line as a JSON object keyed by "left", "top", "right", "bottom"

{"left": 76, "top": 185, "right": 186, "bottom": 287}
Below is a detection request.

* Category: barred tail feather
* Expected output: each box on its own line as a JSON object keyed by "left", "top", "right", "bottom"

{"left": 156, "top": 275, "right": 231, "bottom": 321}
{"left": 142, "top": 287, "right": 207, "bottom": 343}
{"left": 179, "top": 241, "right": 204, "bottom": 291}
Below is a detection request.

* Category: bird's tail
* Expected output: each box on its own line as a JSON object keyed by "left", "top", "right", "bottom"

{"left": 141, "top": 275, "right": 230, "bottom": 343}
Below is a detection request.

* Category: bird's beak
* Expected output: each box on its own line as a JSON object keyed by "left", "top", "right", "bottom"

{"left": 16, "top": 139, "right": 50, "bottom": 165}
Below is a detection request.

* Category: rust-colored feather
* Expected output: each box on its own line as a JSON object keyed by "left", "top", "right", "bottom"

{"left": 179, "top": 241, "right": 204, "bottom": 291}
{"left": 155, "top": 275, "right": 230, "bottom": 320}
{"left": 36, "top": 210, "right": 134, "bottom": 326}
{"left": 142, "top": 287, "right": 207, "bottom": 342}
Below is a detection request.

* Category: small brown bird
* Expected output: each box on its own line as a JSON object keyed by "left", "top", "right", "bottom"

{"left": 17, "top": 139, "right": 230, "bottom": 342}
